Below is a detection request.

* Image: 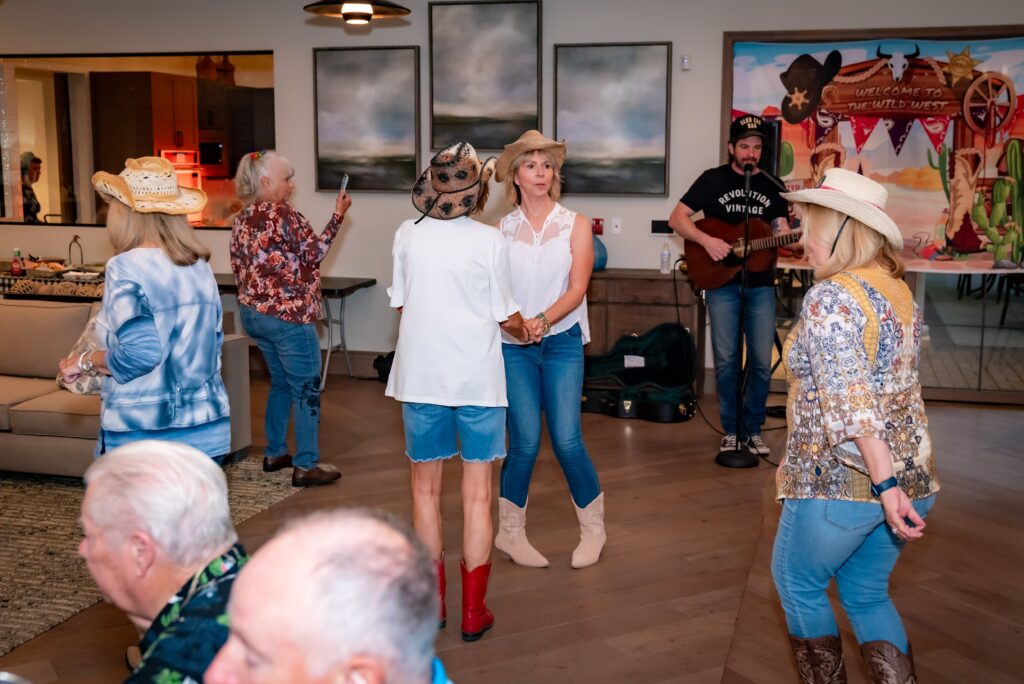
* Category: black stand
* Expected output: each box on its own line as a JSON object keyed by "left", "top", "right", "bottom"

{"left": 715, "top": 164, "right": 759, "bottom": 469}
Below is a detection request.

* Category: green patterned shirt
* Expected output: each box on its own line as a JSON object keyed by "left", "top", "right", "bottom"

{"left": 126, "top": 543, "right": 248, "bottom": 684}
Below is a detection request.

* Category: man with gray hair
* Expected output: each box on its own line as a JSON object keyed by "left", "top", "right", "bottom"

{"left": 205, "top": 508, "right": 451, "bottom": 684}
{"left": 79, "top": 440, "right": 247, "bottom": 683}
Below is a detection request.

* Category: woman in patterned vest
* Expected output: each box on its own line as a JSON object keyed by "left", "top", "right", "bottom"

{"left": 773, "top": 168, "right": 939, "bottom": 683}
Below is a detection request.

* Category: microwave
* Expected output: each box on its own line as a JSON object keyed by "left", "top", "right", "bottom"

{"left": 199, "top": 130, "right": 230, "bottom": 178}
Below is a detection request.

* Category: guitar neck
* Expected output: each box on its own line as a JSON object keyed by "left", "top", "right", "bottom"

{"left": 747, "top": 230, "right": 802, "bottom": 252}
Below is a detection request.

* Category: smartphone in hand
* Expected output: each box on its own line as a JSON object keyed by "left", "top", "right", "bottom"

{"left": 340, "top": 173, "right": 350, "bottom": 191}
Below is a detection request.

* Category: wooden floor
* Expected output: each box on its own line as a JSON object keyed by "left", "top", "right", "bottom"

{"left": 1, "top": 376, "right": 1021, "bottom": 683}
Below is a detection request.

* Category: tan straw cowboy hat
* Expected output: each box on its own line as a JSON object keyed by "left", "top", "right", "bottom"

{"left": 92, "top": 156, "right": 207, "bottom": 215}
{"left": 782, "top": 168, "right": 903, "bottom": 249}
{"left": 411, "top": 142, "right": 496, "bottom": 221}
{"left": 494, "top": 130, "right": 566, "bottom": 183}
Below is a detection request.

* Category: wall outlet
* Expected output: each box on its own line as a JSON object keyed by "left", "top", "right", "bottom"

{"left": 610, "top": 217, "right": 622, "bottom": 234}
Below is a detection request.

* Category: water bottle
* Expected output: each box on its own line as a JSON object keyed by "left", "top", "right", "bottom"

{"left": 659, "top": 243, "right": 672, "bottom": 274}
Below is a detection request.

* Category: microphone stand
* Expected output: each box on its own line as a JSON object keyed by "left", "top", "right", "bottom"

{"left": 715, "top": 163, "right": 759, "bottom": 468}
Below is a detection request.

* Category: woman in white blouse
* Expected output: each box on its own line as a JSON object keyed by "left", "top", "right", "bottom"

{"left": 492, "top": 130, "right": 606, "bottom": 569}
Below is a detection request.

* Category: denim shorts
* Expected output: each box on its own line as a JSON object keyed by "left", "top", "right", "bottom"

{"left": 402, "top": 403, "right": 506, "bottom": 463}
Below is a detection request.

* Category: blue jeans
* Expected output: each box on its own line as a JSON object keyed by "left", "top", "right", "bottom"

{"left": 240, "top": 306, "right": 322, "bottom": 470}
{"left": 705, "top": 283, "right": 775, "bottom": 437}
{"left": 771, "top": 495, "right": 937, "bottom": 651}
{"left": 500, "top": 324, "right": 601, "bottom": 508}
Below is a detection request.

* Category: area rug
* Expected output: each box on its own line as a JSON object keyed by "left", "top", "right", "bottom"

{"left": 0, "top": 455, "right": 296, "bottom": 657}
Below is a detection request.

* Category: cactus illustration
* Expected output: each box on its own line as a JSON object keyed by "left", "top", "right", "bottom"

{"left": 779, "top": 141, "right": 794, "bottom": 178}
{"left": 927, "top": 144, "right": 950, "bottom": 201}
{"left": 1005, "top": 139, "right": 1022, "bottom": 226}
{"left": 973, "top": 191, "right": 990, "bottom": 230}
{"left": 991, "top": 178, "right": 1011, "bottom": 228}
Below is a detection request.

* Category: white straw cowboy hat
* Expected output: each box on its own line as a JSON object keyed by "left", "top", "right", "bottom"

{"left": 92, "top": 156, "right": 207, "bottom": 215}
{"left": 782, "top": 168, "right": 903, "bottom": 249}
{"left": 411, "top": 142, "right": 496, "bottom": 221}
{"left": 494, "top": 130, "right": 566, "bottom": 183}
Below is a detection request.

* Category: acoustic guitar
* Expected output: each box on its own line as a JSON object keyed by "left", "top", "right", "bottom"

{"left": 683, "top": 217, "right": 802, "bottom": 290}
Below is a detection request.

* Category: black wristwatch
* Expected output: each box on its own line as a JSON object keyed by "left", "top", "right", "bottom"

{"left": 870, "top": 476, "right": 899, "bottom": 497}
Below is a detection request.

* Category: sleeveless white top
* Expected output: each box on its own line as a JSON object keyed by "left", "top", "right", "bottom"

{"left": 499, "top": 202, "right": 590, "bottom": 345}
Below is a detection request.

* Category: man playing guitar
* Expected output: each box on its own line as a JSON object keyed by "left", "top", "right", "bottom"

{"left": 668, "top": 114, "right": 791, "bottom": 461}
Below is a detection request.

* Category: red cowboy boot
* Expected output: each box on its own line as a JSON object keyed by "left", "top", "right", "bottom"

{"left": 460, "top": 559, "right": 494, "bottom": 642}
{"left": 436, "top": 555, "right": 447, "bottom": 629}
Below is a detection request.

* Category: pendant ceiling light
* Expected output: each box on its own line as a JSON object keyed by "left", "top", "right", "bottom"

{"left": 303, "top": 0, "right": 411, "bottom": 25}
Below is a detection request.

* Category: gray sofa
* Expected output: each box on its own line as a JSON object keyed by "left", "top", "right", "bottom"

{"left": 0, "top": 299, "right": 251, "bottom": 477}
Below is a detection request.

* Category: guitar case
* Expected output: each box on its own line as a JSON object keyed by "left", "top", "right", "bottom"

{"left": 582, "top": 322, "right": 698, "bottom": 423}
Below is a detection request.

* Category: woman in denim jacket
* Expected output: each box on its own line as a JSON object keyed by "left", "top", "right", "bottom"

{"left": 60, "top": 157, "right": 230, "bottom": 461}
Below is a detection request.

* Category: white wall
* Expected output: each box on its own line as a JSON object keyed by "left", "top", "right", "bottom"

{"left": 2, "top": 0, "right": 1023, "bottom": 352}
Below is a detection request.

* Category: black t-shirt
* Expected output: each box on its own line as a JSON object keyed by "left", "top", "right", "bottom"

{"left": 681, "top": 164, "right": 788, "bottom": 287}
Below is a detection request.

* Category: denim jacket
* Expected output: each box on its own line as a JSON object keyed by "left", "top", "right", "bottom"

{"left": 99, "top": 248, "right": 230, "bottom": 432}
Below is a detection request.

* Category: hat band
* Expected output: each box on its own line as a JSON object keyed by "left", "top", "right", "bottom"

{"left": 414, "top": 176, "right": 483, "bottom": 224}
{"left": 818, "top": 185, "right": 884, "bottom": 211}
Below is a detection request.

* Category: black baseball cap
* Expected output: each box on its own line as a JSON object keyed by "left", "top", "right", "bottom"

{"left": 729, "top": 115, "right": 766, "bottom": 143}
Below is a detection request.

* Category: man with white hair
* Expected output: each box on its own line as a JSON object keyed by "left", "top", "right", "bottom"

{"left": 79, "top": 440, "right": 247, "bottom": 683}
{"left": 205, "top": 508, "right": 451, "bottom": 684}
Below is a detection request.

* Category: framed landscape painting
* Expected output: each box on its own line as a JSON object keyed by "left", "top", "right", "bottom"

{"left": 313, "top": 46, "right": 420, "bottom": 192}
{"left": 429, "top": 0, "right": 540, "bottom": 149}
{"left": 555, "top": 42, "right": 671, "bottom": 195}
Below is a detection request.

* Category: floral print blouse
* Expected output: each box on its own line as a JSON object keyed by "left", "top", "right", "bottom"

{"left": 776, "top": 267, "right": 939, "bottom": 503}
{"left": 230, "top": 201, "right": 342, "bottom": 324}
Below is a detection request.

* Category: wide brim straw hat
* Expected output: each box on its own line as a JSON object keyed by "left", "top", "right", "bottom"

{"left": 494, "top": 130, "right": 566, "bottom": 183}
{"left": 781, "top": 167, "right": 903, "bottom": 249}
{"left": 411, "top": 142, "right": 496, "bottom": 221}
{"left": 92, "top": 156, "right": 207, "bottom": 215}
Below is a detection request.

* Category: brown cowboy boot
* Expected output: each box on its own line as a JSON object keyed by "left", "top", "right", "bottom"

{"left": 789, "top": 635, "right": 848, "bottom": 683}
{"left": 859, "top": 641, "right": 917, "bottom": 684}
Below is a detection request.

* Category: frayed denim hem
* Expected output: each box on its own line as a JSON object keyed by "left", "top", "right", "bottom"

{"left": 464, "top": 452, "right": 506, "bottom": 463}
{"left": 406, "top": 450, "right": 458, "bottom": 463}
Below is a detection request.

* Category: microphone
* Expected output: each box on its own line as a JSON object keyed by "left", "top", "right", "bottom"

{"left": 743, "top": 163, "right": 753, "bottom": 193}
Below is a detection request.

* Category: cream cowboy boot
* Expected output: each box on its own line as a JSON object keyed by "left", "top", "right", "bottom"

{"left": 494, "top": 497, "right": 550, "bottom": 568}
{"left": 571, "top": 492, "right": 606, "bottom": 568}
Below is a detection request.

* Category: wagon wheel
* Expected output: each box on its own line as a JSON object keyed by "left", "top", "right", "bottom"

{"left": 963, "top": 72, "right": 1017, "bottom": 146}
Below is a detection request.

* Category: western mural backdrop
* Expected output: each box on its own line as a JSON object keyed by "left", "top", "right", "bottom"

{"left": 732, "top": 35, "right": 1024, "bottom": 271}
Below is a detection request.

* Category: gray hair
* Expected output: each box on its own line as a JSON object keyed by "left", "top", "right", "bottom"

{"left": 281, "top": 509, "right": 437, "bottom": 681}
{"left": 83, "top": 440, "right": 237, "bottom": 568}
{"left": 233, "top": 150, "right": 292, "bottom": 206}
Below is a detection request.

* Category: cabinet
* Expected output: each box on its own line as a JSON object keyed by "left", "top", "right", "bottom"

{"left": 586, "top": 268, "right": 697, "bottom": 355}
{"left": 90, "top": 72, "right": 198, "bottom": 174}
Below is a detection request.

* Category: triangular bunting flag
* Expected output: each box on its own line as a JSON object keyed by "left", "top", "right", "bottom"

{"left": 885, "top": 118, "right": 915, "bottom": 155}
{"left": 849, "top": 116, "right": 881, "bottom": 154}
{"left": 920, "top": 116, "right": 952, "bottom": 152}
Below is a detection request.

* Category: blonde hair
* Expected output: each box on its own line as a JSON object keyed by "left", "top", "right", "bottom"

{"left": 503, "top": 149, "right": 563, "bottom": 206}
{"left": 799, "top": 203, "right": 904, "bottom": 280}
{"left": 234, "top": 150, "right": 293, "bottom": 206}
{"left": 106, "top": 201, "right": 210, "bottom": 265}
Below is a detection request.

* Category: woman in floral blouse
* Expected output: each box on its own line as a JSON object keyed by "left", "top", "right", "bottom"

{"left": 772, "top": 168, "right": 939, "bottom": 683}
{"left": 231, "top": 150, "right": 351, "bottom": 487}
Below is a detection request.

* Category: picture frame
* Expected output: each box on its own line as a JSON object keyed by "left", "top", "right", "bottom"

{"left": 429, "top": 0, "right": 541, "bottom": 150}
{"left": 724, "top": 26, "right": 1024, "bottom": 271}
{"left": 313, "top": 46, "right": 420, "bottom": 192}
{"left": 554, "top": 42, "right": 671, "bottom": 195}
